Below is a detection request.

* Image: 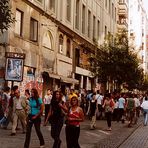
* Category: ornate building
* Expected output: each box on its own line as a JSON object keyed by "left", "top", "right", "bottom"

{"left": 0, "top": 0, "right": 118, "bottom": 95}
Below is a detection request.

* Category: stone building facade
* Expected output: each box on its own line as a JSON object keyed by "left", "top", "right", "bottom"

{"left": 0, "top": 0, "right": 118, "bottom": 95}
{"left": 128, "top": 0, "right": 148, "bottom": 74}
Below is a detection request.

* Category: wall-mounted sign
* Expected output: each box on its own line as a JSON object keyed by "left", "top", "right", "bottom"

{"left": 5, "top": 52, "right": 25, "bottom": 82}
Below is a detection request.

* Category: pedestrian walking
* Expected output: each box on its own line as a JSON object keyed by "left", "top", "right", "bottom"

{"left": 45, "top": 90, "right": 68, "bottom": 148}
{"left": 0, "top": 89, "right": 3, "bottom": 120}
{"left": 5, "top": 86, "right": 18, "bottom": 129}
{"left": 89, "top": 93, "right": 97, "bottom": 129}
{"left": 141, "top": 96, "right": 148, "bottom": 126}
{"left": 96, "top": 91, "right": 104, "bottom": 120}
{"left": 11, "top": 89, "right": 27, "bottom": 135}
{"left": 117, "top": 93, "right": 125, "bottom": 123}
{"left": 43, "top": 89, "right": 52, "bottom": 123}
{"left": 65, "top": 96, "right": 84, "bottom": 148}
{"left": 24, "top": 88, "right": 45, "bottom": 148}
{"left": 103, "top": 93, "right": 115, "bottom": 131}
{"left": 126, "top": 93, "right": 135, "bottom": 127}
{"left": 0, "top": 86, "right": 10, "bottom": 128}
{"left": 133, "top": 94, "right": 140, "bottom": 124}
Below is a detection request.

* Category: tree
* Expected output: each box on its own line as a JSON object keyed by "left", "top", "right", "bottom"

{"left": 89, "top": 30, "right": 144, "bottom": 91}
{"left": 0, "top": 1, "right": 14, "bottom": 33}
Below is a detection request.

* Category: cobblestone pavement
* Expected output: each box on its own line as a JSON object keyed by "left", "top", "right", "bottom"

{"left": 0, "top": 117, "right": 143, "bottom": 148}
{"left": 119, "top": 124, "right": 148, "bottom": 148}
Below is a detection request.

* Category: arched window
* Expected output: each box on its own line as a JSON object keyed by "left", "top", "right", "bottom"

{"left": 42, "top": 31, "right": 52, "bottom": 49}
{"left": 59, "top": 34, "right": 63, "bottom": 53}
{"left": 66, "top": 39, "right": 71, "bottom": 57}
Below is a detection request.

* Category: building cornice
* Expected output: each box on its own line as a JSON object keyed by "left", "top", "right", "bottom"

{"left": 22, "top": 0, "right": 95, "bottom": 51}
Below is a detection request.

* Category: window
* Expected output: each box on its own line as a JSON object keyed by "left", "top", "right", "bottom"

{"left": 49, "top": 0, "right": 55, "bottom": 12}
{"left": 97, "top": 20, "right": 100, "bottom": 40}
{"left": 93, "top": 16, "right": 96, "bottom": 40}
{"left": 30, "top": 18, "right": 38, "bottom": 41}
{"left": 82, "top": 5, "right": 86, "bottom": 34}
{"left": 105, "top": 26, "right": 107, "bottom": 38}
{"left": 105, "top": 0, "right": 107, "bottom": 9}
{"left": 109, "top": 0, "right": 111, "bottom": 13}
{"left": 42, "top": 32, "right": 52, "bottom": 49}
{"left": 67, "top": 0, "right": 71, "bottom": 21}
{"left": 75, "top": 48, "right": 80, "bottom": 66}
{"left": 75, "top": 0, "right": 80, "bottom": 29}
{"left": 112, "top": 3, "right": 114, "bottom": 19}
{"left": 59, "top": 34, "right": 63, "bottom": 53}
{"left": 15, "top": 9, "right": 23, "bottom": 36}
{"left": 66, "top": 39, "right": 71, "bottom": 57}
{"left": 115, "top": 7, "right": 116, "bottom": 21}
{"left": 88, "top": 10, "right": 91, "bottom": 38}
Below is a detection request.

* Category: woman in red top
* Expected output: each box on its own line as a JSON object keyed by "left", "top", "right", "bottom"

{"left": 66, "top": 96, "right": 84, "bottom": 148}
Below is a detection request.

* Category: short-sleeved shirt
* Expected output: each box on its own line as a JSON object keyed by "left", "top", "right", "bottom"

{"left": 96, "top": 94, "right": 103, "bottom": 105}
{"left": 118, "top": 97, "right": 125, "bottom": 109}
{"left": 29, "top": 98, "right": 42, "bottom": 115}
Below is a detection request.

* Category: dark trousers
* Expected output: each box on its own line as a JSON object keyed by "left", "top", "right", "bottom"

{"left": 117, "top": 108, "right": 124, "bottom": 122}
{"left": 66, "top": 125, "right": 80, "bottom": 148}
{"left": 45, "top": 104, "right": 50, "bottom": 122}
{"left": 105, "top": 112, "right": 112, "bottom": 128}
{"left": 51, "top": 119, "right": 63, "bottom": 148}
{"left": 113, "top": 108, "right": 119, "bottom": 121}
{"left": 24, "top": 117, "right": 44, "bottom": 148}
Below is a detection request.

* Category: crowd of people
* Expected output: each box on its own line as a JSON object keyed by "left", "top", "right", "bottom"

{"left": 0, "top": 86, "right": 148, "bottom": 148}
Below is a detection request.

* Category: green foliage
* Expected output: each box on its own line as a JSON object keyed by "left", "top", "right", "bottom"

{"left": 89, "top": 30, "right": 144, "bottom": 90}
{"left": 0, "top": 0, "right": 14, "bottom": 33}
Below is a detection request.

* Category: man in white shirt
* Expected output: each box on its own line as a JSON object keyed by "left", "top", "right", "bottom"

{"left": 43, "top": 89, "right": 52, "bottom": 123}
{"left": 11, "top": 89, "right": 27, "bottom": 135}
{"left": 141, "top": 96, "right": 148, "bottom": 126}
{"left": 96, "top": 91, "right": 104, "bottom": 120}
{"left": 117, "top": 93, "right": 125, "bottom": 123}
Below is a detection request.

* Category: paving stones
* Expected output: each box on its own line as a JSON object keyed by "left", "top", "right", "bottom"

{"left": 0, "top": 118, "right": 143, "bottom": 148}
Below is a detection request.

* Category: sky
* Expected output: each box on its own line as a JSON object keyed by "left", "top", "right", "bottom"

{"left": 143, "top": 0, "right": 148, "bottom": 16}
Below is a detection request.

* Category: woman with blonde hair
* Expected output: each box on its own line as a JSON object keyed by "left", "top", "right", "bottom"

{"left": 65, "top": 96, "right": 84, "bottom": 148}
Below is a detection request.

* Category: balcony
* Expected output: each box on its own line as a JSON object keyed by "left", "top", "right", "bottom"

{"left": 117, "top": 21, "right": 128, "bottom": 31}
{"left": 118, "top": 3, "right": 128, "bottom": 17}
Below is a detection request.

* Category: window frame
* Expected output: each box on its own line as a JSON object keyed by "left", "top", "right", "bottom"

{"left": 15, "top": 9, "right": 23, "bottom": 36}
{"left": 30, "top": 18, "right": 38, "bottom": 42}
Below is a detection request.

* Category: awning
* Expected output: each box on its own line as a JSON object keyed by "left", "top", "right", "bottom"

{"left": 60, "top": 76, "right": 79, "bottom": 84}
{"left": 49, "top": 73, "right": 60, "bottom": 79}
{"left": 42, "top": 71, "right": 60, "bottom": 80}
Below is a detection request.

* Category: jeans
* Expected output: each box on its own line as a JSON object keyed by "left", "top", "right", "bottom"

{"left": 24, "top": 117, "right": 44, "bottom": 148}
{"left": 51, "top": 118, "right": 63, "bottom": 148}
{"left": 143, "top": 109, "right": 148, "bottom": 126}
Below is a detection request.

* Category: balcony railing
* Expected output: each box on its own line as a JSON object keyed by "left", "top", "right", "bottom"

{"left": 118, "top": 2, "right": 128, "bottom": 17}
{"left": 117, "top": 21, "right": 128, "bottom": 28}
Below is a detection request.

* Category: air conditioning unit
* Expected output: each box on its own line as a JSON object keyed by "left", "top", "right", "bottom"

{"left": 59, "top": 45, "right": 63, "bottom": 53}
